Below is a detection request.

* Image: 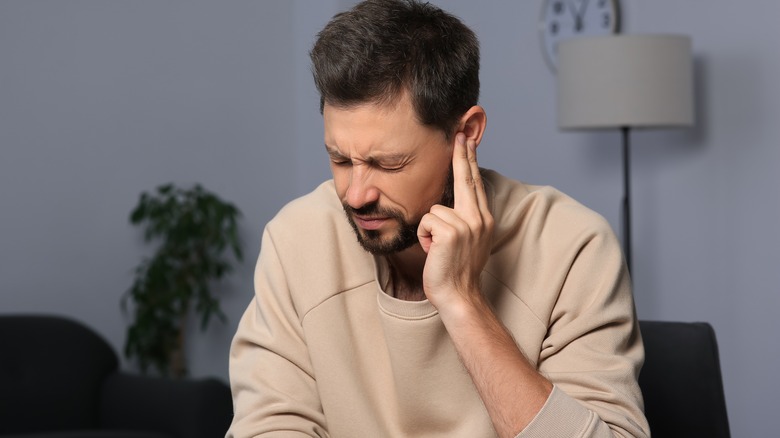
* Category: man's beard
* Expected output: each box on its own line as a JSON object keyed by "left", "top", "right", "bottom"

{"left": 343, "top": 168, "right": 454, "bottom": 256}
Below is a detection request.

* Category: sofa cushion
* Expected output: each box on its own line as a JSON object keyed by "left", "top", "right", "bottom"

{"left": 0, "top": 432, "right": 169, "bottom": 438}
{"left": 100, "top": 372, "right": 233, "bottom": 438}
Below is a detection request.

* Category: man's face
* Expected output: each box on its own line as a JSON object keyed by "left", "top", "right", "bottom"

{"left": 323, "top": 93, "right": 454, "bottom": 255}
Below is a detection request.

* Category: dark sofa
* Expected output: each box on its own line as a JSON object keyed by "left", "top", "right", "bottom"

{"left": 0, "top": 314, "right": 233, "bottom": 438}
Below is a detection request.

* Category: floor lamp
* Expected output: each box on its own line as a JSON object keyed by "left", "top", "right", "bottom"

{"left": 556, "top": 35, "right": 694, "bottom": 275}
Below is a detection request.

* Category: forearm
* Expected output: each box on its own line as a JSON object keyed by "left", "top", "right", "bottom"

{"left": 440, "top": 295, "right": 553, "bottom": 438}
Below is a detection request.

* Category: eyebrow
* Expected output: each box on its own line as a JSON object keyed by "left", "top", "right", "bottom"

{"left": 324, "top": 145, "right": 348, "bottom": 160}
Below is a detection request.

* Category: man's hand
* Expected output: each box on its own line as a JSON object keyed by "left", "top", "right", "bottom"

{"left": 418, "top": 132, "right": 553, "bottom": 437}
{"left": 417, "top": 132, "right": 494, "bottom": 317}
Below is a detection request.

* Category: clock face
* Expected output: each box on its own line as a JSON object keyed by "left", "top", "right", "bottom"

{"left": 540, "top": 0, "right": 620, "bottom": 71}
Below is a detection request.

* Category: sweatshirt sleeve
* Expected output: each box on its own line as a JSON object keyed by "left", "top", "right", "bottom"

{"left": 226, "top": 228, "right": 330, "bottom": 438}
{"left": 519, "top": 219, "right": 650, "bottom": 438}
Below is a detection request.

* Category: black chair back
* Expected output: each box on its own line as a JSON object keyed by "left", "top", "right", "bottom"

{"left": 0, "top": 314, "right": 119, "bottom": 434}
{"left": 639, "top": 320, "right": 730, "bottom": 438}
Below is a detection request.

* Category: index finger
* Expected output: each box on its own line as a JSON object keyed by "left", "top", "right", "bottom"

{"left": 465, "top": 135, "right": 489, "bottom": 214}
{"left": 452, "top": 132, "right": 479, "bottom": 213}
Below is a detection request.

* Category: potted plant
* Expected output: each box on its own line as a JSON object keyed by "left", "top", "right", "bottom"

{"left": 123, "top": 183, "right": 243, "bottom": 377}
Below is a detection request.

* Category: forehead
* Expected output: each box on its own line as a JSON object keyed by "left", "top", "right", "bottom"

{"left": 323, "top": 94, "right": 445, "bottom": 155}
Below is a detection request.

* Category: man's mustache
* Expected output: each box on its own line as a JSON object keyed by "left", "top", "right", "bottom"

{"left": 343, "top": 202, "right": 400, "bottom": 219}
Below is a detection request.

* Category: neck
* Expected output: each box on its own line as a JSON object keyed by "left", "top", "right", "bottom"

{"left": 386, "top": 244, "right": 427, "bottom": 301}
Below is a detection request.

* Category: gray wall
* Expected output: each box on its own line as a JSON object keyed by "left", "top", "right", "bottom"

{"left": 1, "top": 1, "right": 777, "bottom": 436}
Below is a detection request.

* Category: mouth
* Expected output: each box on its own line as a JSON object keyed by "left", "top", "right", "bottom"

{"left": 352, "top": 215, "right": 389, "bottom": 231}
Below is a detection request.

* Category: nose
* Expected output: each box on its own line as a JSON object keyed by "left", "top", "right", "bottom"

{"left": 345, "top": 166, "right": 379, "bottom": 209}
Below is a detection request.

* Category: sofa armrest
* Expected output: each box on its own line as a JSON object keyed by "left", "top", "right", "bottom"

{"left": 99, "top": 372, "right": 233, "bottom": 438}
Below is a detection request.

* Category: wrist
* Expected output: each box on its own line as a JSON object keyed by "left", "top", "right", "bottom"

{"left": 435, "top": 287, "right": 493, "bottom": 330}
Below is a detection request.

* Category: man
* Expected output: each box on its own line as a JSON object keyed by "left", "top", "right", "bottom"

{"left": 227, "top": 1, "right": 649, "bottom": 437}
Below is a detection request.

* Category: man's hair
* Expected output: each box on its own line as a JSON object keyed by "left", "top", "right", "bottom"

{"left": 310, "top": 0, "right": 480, "bottom": 138}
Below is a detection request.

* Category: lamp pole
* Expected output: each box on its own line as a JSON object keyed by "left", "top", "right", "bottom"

{"left": 621, "top": 126, "right": 632, "bottom": 275}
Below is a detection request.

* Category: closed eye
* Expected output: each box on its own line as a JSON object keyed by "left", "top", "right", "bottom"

{"left": 324, "top": 144, "right": 410, "bottom": 172}
{"left": 376, "top": 163, "right": 405, "bottom": 172}
{"left": 365, "top": 156, "right": 409, "bottom": 173}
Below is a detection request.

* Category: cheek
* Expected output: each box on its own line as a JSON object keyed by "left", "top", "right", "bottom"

{"left": 398, "top": 170, "right": 450, "bottom": 213}
{"left": 330, "top": 166, "right": 349, "bottom": 199}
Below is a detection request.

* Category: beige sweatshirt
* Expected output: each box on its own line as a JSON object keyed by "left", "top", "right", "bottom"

{"left": 227, "top": 170, "right": 650, "bottom": 437}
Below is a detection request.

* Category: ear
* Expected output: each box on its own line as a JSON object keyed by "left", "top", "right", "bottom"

{"left": 456, "top": 105, "right": 487, "bottom": 148}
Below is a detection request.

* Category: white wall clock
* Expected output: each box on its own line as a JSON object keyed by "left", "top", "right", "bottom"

{"left": 540, "top": 0, "right": 621, "bottom": 72}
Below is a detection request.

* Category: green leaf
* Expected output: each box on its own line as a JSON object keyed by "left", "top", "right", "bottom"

{"left": 124, "top": 182, "right": 244, "bottom": 377}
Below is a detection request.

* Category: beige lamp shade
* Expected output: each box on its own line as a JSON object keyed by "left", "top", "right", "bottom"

{"left": 557, "top": 35, "right": 694, "bottom": 130}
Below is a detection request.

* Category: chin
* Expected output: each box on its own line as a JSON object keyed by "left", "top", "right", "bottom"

{"left": 356, "top": 228, "right": 418, "bottom": 256}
